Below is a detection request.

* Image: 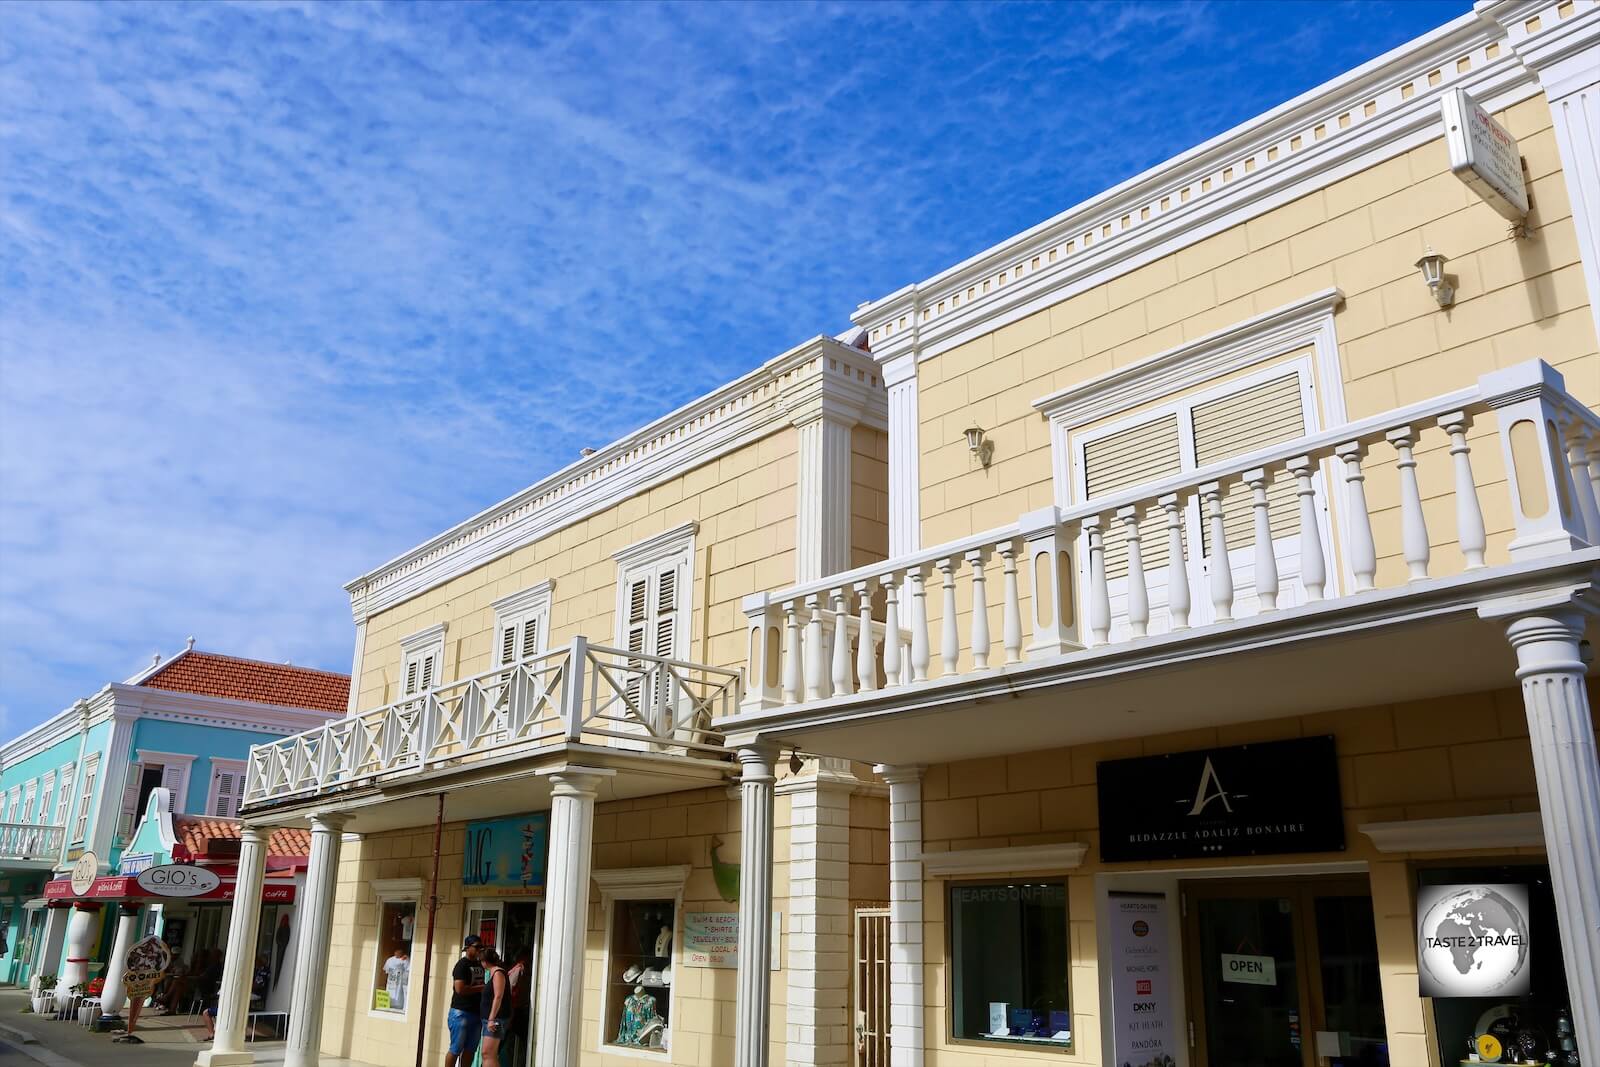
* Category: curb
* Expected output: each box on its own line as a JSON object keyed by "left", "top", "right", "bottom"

{"left": 0, "top": 1021, "right": 38, "bottom": 1044}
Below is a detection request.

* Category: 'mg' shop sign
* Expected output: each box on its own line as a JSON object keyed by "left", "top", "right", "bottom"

{"left": 1096, "top": 736, "right": 1344, "bottom": 862}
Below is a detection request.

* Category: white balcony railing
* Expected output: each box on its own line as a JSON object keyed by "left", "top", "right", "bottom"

{"left": 742, "top": 360, "right": 1600, "bottom": 710}
{"left": 0, "top": 822, "right": 64, "bottom": 862}
{"left": 244, "top": 637, "right": 742, "bottom": 807}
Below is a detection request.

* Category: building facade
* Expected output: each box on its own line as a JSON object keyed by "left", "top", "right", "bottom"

{"left": 229, "top": 4, "right": 1600, "bottom": 1067}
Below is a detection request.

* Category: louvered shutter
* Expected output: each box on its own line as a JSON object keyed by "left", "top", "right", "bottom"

{"left": 497, "top": 622, "right": 518, "bottom": 667}
{"left": 1191, "top": 374, "right": 1306, "bottom": 554}
{"left": 162, "top": 763, "right": 186, "bottom": 813}
{"left": 404, "top": 658, "right": 421, "bottom": 696}
{"left": 213, "top": 771, "right": 243, "bottom": 818}
{"left": 519, "top": 616, "right": 540, "bottom": 660}
{"left": 1083, "top": 415, "right": 1184, "bottom": 579}
{"left": 625, "top": 576, "right": 649, "bottom": 705}
{"left": 118, "top": 764, "right": 145, "bottom": 839}
{"left": 418, "top": 652, "right": 436, "bottom": 692}
{"left": 654, "top": 566, "right": 677, "bottom": 661}
{"left": 38, "top": 778, "right": 53, "bottom": 827}
{"left": 55, "top": 765, "right": 73, "bottom": 826}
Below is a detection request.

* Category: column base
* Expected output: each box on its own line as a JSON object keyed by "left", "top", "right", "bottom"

{"left": 195, "top": 1049, "right": 257, "bottom": 1067}
{"left": 90, "top": 1015, "right": 125, "bottom": 1032}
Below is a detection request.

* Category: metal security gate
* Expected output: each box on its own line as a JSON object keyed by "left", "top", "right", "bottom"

{"left": 853, "top": 907, "right": 891, "bottom": 1067}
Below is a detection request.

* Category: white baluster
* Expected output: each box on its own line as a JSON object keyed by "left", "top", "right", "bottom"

{"left": 1561, "top": 416, "right": 1600, "bottom": 543}
{"left": 1286, "top": 456, "right": 1327, "bottom": 599}
{"left": 1586, "top": 435, "right": 1600, "bottom": 527}
{"left": 966, "top": 549, "right": 991, "bottom": 669}
{"left": 854, "top": 580, "right": 878, "bottom": 692}
{"left": 831, "top": 588, "right": 854, "bottom": 696}
{"left": 1386, "top": 426, "right": 1431, "bottom": 580}
{"left": 1159, "top": 493, "right": 1190, "bottom": 630}
{"left": 937, "top": 557, "right": 960, "bottom": 677}
{"left": 1117, "top": 506, "right": 1149, "bottom": 638}
{"left": 881, "top": 574, "right": 903, "bottom": 689}
{"left": 1200, "top": 481, "right": 1233, "bottom": 622}
{"left": 1244, "top": 468, "right": 1280, "bottom": 611}
{"left": 1083, "top": 515, "right": 1111, "bottom": 645}
{"left": 804, "top": 594, "right": 826, "bottom": 701}
{"left": 998, "top": 540, "right": 1023, "bottom": 665}
{"left": 1336, "top": 442, "right": 1377, "bottom": 591}
{"left": 909, "top": 566, "right": 931, "bottom": 683}
{"left": 1437, "top": 412, "right": 1486, "bottom": 569}
{"left": 782, "top": 601, "right": 801, "bottom": 704}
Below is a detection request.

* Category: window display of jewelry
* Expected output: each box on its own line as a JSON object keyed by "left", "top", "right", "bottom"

{"left": 606, "top": 898, "right": 676, "bottom": 1052}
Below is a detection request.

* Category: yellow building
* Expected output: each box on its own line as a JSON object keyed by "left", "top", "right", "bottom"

{"left": 209, "top": 4, "right": 1600, "bottom": 1067}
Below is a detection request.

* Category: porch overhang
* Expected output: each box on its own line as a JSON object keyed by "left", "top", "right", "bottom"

{"left": 717, "top": 551, "right": 1600, "bottom": 766}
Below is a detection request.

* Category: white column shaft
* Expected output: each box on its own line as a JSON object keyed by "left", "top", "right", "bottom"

{"left": 795, "top": 415, "right": 856, "bottom": 584}
{"left": 735, "top": 745, "right": 779, "bottom": 1067}
{"left": 284, "top": 817, "right": 347, "bottom": 1067}
{"left": 196, "top": 825, "right": 269, "bottom": 1067}
{"left": 533, "top": 768, "right": 607, "bottom": 1067}
{"left": 785, "top": 768, "right": 855, "bottom": 1066}
{"left": 57, "top": 905, "right": 101, "bottom": 1012}
{"left": 96, "top": 905, "right": 141, "bottom": 1021}
{"left": 36, "top": 906, "right": 69, "bottom": 987}
{"left": 886, "top": 356, "right": 921, "bottom": 557}
{"left": 876, "top": 765, "right": 924, "bottom": 1067}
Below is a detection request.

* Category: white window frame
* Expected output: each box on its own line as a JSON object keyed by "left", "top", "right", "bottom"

{"left": 120, "top": 751, "right": 195, "bottom": 838}
{"left": 73, "top": 754, "right": 99, "bottom": 844}
{"left": 54, "top": 764, "right": 74, "bottom": 828}
{"left": 38, "top": 773, "right": 55, "bottom": 827}
{"left": 21, "top": 782, "right": 37, "bottom": 824}
{"left": 399, "top": 624, "right": 448, "bottom": 698}
{"left": 205, "top": 758, "right": 249, "bottom": 818}
{"left": 492, "top": 581, "right": 555, "bottom": 668}
{"left": 369, "top": 877, "right": 424, "bottom": 1021}
{"left": 593, "top": 865, "right": 691, "bottom": 1060}
{"left": 4, "top": 788, "right": 19, "bottom": 823}
{"left": 612, "top": 523, "right": 697, "bottom": 661}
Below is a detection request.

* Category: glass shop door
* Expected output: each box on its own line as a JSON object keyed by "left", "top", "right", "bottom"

{"left": 1182, "top": 879, "right": 1388, "bottom": 1067}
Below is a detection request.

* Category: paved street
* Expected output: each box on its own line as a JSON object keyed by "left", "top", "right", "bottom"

{"left": 0, "top": 991, "right": 275, "bottom": 1067}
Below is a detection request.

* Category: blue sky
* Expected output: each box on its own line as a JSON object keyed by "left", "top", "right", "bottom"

{"left": 0, "top": 0, "right": 1470, "bottom": 737}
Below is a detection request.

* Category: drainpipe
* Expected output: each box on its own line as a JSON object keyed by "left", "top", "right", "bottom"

{"left": 413, "top": 794, "right": 445, "bottom": 1067}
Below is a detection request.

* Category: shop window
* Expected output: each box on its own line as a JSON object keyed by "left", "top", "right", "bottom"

{"left": 948, "top": 882, "right": 1071, "bottom": 1048}
{"left": 603, "top": 898, "right": 676, "bottom": 1052}
{"left": 371, "top": 885, "right": 419, "bottom": 1015}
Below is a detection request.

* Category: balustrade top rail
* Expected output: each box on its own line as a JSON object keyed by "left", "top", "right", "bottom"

{"left": 0, "top": 822, "right": 65, "bottom": 861}
{"left": 245, "top": 637, "right": 742, "bottom": 808}
{"left": 741, "top": 360, "right": 1600, "bottom": 711}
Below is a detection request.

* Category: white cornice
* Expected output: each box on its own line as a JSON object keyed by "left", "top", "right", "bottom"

{"left": 346, "top": 337, "right": 884, "bottom": 623}
{"left": 105, "top": 684, "right": 343, "bottom": 736}
{"left": 1359, "top": 811, "right": 1545, "bottom": 852}
{"left": 612, "top": 522, "right": 700, "bottom": 568}
{"left": 400, "top": 623, "right": 448, "bottom": 656}
{"left": 919, "top": 843, "right": 1088, "bottom": 877}
{"left": 853, "top": 1, "right": 1585, "bottom": 366}
{"left": 592, "top": 864, "right": 693, "bottom": 898}
{"left": 491, "top": 579, "right": 555, "bottom": 619}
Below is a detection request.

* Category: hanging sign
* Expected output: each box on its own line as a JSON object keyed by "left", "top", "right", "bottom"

{"left": 1097, "top": 736, "right": 1344, "bottom": 862}
{"left": 462, "top": 813, "right": 550, "bottom": 896}
{"left": 1221, "top": 953, "right": 1278, "bottom": 986}
{"left": 136, "top": 864, "right": 221, "bottom": 898}
{"left": 1441, "top": 88, "right": 1527, "bottom": 221}
{"left": 1416, "top": 883, "right": 1531, "bottom": 996}
{"left": 1109, "top": 893, "right": 1175, "bottom": 1067}
{"left": 70, "top": 852, "right": 98, "bottom": 896}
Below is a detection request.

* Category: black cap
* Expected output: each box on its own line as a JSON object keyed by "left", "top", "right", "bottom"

{"left": 463, "top": 935, "right": 483, "bottom": 949}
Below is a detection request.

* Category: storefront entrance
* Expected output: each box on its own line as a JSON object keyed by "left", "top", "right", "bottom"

{"left": 1182, "top": 878, "right": 1387, "bottom": 1067}
{"left": 464, "top": 898, "right": 541, "bottom": 1067}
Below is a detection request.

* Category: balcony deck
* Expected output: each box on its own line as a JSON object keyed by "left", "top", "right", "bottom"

{"left": 0, "top": 823, "right": 64, "bottom": 867}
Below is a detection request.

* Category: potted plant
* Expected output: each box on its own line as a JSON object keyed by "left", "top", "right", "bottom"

{"left": 32, "top": 975, "right": 56, "bottom": 1016}
{"left": 77, "top": 978, "right": 103, "bottom": 1025}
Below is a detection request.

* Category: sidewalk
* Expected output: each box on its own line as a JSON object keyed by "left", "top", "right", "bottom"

{"left": 0, "top": 990, "right": 276, "bottom": 1067}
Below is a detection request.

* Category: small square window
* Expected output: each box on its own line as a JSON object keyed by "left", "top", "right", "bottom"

{"left": 373, "top": 900, "right": 417, "bottom": 1013}
{"left": 605, "top": 898, "right": 676, "bottom": 1051}
{"left": 948, "top": 882, "right": 1071, "bottom": 1048}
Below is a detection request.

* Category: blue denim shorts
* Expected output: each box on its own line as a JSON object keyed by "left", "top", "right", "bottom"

{"left": 448, "top": 1009, "right": 482, "bottom": 1056}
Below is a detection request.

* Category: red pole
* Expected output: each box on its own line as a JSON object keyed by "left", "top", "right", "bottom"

{"left": 414, "top": 794, "right": 445, "bottom": 1067}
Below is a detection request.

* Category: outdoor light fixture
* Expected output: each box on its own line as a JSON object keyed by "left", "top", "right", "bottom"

{"left": 964, "top": 425, "right": 994, "bottom": 468}
{"left": 1415, "top": 247, "right": 1455, "bottom": 307}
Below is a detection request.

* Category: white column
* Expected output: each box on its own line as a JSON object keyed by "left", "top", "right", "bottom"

{"left": 533, "top": 766, "right": 612, "bottom": 1067}
{"left": 784, "top": 760, "right": 857, "bottom": 1067}
{"left": 284, "top": 814, "right": 349, "bottom": 1067}
{"left": 735, "top": 743, "right": 780, "bottom": 1067}
{"left": 196, "top": 825, "right": 269, "bottom": 1067}
{"left": 57, "top": 902, "right": 102, "bottom": 1013}
{"left": 347, "top": 620, "right": 367, "bottom": 713}
{"left": 795, "top": 412, "right": 857, "bottom": 583}
{"left": 874, "top": 765, "right": 924, "bottom": 1067}
{"left": 94, "top": 903, "right": 142, "bottom": 1027}
{"left": 885, "top": 353, "right": 921, "bottom": 557}
{"left": 35, "top": 905, "right": 69, "bottom": 986}
{"left": 1493, "top": 608, "right": 1600, "bottom": 1060}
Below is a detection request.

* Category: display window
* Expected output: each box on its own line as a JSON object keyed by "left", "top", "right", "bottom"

{"left": 1417, "top": 863, "right": 1577, "bottom": 1066}
{"left": 604, "top": 898, "right": 676, "bottom": 1052}
{"left": 947, "top": 881, "right": 1071, "bottom": 1048}
{"left": 372, "top": 900, "right": 417, "bottom": 1014}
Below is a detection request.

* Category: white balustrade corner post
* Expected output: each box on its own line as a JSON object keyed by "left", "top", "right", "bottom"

{"left": 1481, "top": 603, "right": 1600, "bottom": 1059}
{"left": 874, "top": 764, "right": 926, "bottom": 1067}
{"left": 1158, "top": 493, "right": 1192, "bottom": 627}
{"left": 533, "top": 766, "right": 614, "bottom": 1067}
{"left": 997, "top": 539, "right": 1023, "bottom": 665}
{"left": 937, "top": 557, "right": 960, "bottom": 677}
{"left": 1019, "top": 507, "right": 1079, "bottom": 657}
{"left": 908, "top": 565, "right": 931, "bottom": 683}
{"left": 831, "top": 587, "right": 855, "bottom": 696}
{"left": 196, "top": 825, "right": 269, "bottom": 1067}
{"left": 1386, "top": 427, "right": 1432, "bottom": 581}
{"left": 1200, "top": 481, "right": 1235, "bottom": 621}
{"left": 1244, "top": 469, "right": 1281, "bottom": 611}
{"left": 965, "top": 548, "right": 991, "bottom": 670}
{"left": 735, "top": 744, "right": 780, "bottom": 1067}
{"left": 1285, "top": 458, "right": 1328, "bottom": 599}
{"left": 561, "top": 635, "right": 589, "bottom": 741}
{"left": 1437, "top": 413, "right": 1488, "bottom": 569}
{"left": 1334, "top": 444, "right": 1377, "bottom": 592}
{"left": 93, "top": 902, "right": 141, "bottom": 1028}
{"left": 854, "top": 579, "right": 879, "bottom": 692}
{"left": 284, "top": 814, "right": 350, "bottom": 1067}
{"left": 1117, "top": 506, "right": 1149, "bottom": 638}
{"left": 1481, "top": 361, "right": 1590, "bottom": 560}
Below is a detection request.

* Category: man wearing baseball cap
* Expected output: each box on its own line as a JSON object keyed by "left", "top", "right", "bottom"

{"left": 446, "top": 935, "right": 485, "bottom": 1067}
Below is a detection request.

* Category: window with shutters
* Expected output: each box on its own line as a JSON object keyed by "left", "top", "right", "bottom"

{"left": 21, "top": 782, "right": 36, "bottom": 825}
{"left": 613, "top": 524, "right": 697, "bottom": 713}
{"left": 73, "top": 753, "right": 99, "bottom": 843}
{"left": 398, "top": 624, "right": 448, "bottom": 699}
{"left": 1071, "top": 358, "right": 1326, "bottom": 632}
{"left": 120, "top": 752, "right": 193, "bottom": 839}
{"left": 38, "top": 773, "right": 54, "bottom": 827}
{"left": 491, "top": 581, "right": 554, "bottom": 669}
{"left": 54, "top": 764, "right": 73, "bottom": 828}
{"left": 206, "top": 759, "right": 248, "bottom": 818}
{"left": 4, "top": 789, "right": 18, "bottom": 823}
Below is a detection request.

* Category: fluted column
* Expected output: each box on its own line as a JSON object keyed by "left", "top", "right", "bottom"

{"left": 196, "top": 825, "right": 269, "bottom": 1067}
{"left": 1498, "top": 610, "right": 1600, "bottom": 1061}
{"left": 874, "top": 764, "right": 925, "bottom": 1067}
{"left": 533, "top": 766, "right": 612, "bottom": 1067}
{"left": 57, "top": 902, "right": 101, "bottom": 1013}
{"left": 735, "top": 743, "right": 780, "bottom": 1067}
{"left": 284, "top": 814, "right": 349, "bottom": 1067}
{"left": 93, "top": 902, "right": 142, "bottom": 1028}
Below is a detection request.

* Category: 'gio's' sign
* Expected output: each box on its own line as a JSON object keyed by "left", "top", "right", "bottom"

{"left": 136, "top": 864, "right": 221, "bottom": 898}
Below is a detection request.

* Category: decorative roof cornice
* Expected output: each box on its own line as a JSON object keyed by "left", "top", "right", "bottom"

{"left": 852, "top": 0, "right": 1590, "bottom": 367}
{"left": 347, "top": 336, "right": 885, "bottom": 622}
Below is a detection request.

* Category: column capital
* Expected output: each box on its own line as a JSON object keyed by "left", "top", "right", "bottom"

{"left": 874, "top": 763, "right": 925, "bottom": 785}
{"left": 307, "top": 812, "right": 351, "bottom": 834}
{"left": 737, "top": 743, "right": 780, "bottom": 784}
{"left": 239, "top": 823, "right": 270, "bottom": 846}
{"left": 537, "top": 765, "right": 615, "bottom": 800}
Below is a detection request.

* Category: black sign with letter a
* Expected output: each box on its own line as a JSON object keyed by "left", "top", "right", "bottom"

{"left": 1096, "top": 735, "right": 1344, "bottom": 862}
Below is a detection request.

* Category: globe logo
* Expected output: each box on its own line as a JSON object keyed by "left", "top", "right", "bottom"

{"left": 1417, "top": 884, "right": 1531, "bottom": 996}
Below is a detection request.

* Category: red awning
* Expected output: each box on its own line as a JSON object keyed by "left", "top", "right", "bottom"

{"left": 44, "top": 876, "right": 296, "bottom": 904}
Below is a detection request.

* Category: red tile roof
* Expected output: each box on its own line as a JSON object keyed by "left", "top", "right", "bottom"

{"left": 139, "top": 650, "right": 348, "bottom": 713}
{"left": 172, "top": 815, "right": 310, "bottom": 860}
